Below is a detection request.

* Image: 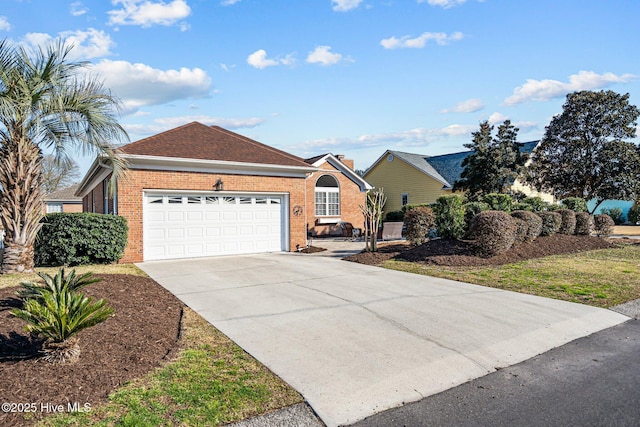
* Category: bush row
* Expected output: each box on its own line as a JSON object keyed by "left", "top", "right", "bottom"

{"left": 35, "top": 213, "right": 128, "bottom": 267}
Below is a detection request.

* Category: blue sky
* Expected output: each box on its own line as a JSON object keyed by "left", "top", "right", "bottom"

{"left": 2, "top": 0, "right": 639, "bottom": 174}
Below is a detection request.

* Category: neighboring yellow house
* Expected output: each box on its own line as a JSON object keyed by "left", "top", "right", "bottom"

{"left": 364, "top": 142, "right": 553, "bottom": 215}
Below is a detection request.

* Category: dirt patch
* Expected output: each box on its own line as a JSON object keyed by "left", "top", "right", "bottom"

{"left": 345, "top": 235, "right": 627, "bottom": 267}
{"left": 0, "top": 274, "right": 183, "bottom": 427}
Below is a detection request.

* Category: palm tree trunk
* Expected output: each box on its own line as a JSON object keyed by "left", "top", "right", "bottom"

{"left": 0, "top": 137, "right": 44, "bottom": 274}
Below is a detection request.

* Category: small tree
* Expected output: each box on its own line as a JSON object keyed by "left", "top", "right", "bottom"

{"left": 360, "top": 188, "right": 386, "bottom": 252}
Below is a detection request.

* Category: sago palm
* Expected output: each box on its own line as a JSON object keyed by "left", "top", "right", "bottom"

{"left": 0, "top": 39, "right": 128, "bottom": 274}
{"left": 12, "top": 287, "right": 113, "bottom": 363}
{"left": 17, "top": 267, "right": 101, "bottom": 300}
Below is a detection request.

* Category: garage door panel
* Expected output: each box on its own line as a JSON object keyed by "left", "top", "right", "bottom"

{"left": 144, "top": 193, "right": 285, "bottom": 261}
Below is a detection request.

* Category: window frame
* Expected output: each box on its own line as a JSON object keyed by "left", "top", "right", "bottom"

{"left": 314, "top": 174, "right": 340, "bottom": 217}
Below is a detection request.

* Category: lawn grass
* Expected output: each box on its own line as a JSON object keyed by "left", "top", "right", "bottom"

{"left": 382, "top": 244, "right": 640, "bottom": 308}
{"left": 39, "top": 307, "right": 303, "bottom": 427}
{"left": 0, "top": 263, "right": 147, "bottom": 289}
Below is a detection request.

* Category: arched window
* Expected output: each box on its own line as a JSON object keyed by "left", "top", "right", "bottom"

{"left": 315, "top": 174, "right": 340, "bottom": 216}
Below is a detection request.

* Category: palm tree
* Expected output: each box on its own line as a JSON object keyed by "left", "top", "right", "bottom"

{"left": 0, "top": 39, "right": 128, "bottom": 274}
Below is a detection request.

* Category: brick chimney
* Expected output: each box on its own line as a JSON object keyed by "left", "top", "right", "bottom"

{"left": 336, "top": 154, "right": 354, "bottom": 170}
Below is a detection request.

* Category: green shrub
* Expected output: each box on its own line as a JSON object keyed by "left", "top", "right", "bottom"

{"left": 628, "top": 200, "right": 640, "bottom": 225}
{"left": 511, "top": 210, "right": 542, "bottom": 242}
{"left": 433, "top": 195, "right": 465, "bottom": 239}
{"left": 600, "top": 207, "right": 625, "bottom": 225}
{"left": 463, "top": 201, "right": 490, "bottom": 231}
{"left": 556, "top": 209, "right": 577, "bottom": 235}
{"left": 401, "top": 203, "right": 432, "bottom": 213}
{"left": 385, "top": 210, "right": 405, "bottom": 222}
{"left": 404, "top": 206, "right": 436, "bottom": 245}
{"left": 35, "top": 213, "right": 128, "bottom": 267}
{"left": 538, "top": 211, "right": 562, "bottom": 236}
{"left": 594, "top": 214, "right": 615, "bottom": 237}
{"left": 521, "top": 196, "right": 551, "bottom": 213}
{"left": 512, "top": 217, "right": 528, "bottom": 243}
{"left": 560, "top": 197, "right": 588, "bottom": 213}
{"left": 483, "top": 193, "right": 513, "bottom": 212}
{"left": 575, "top": 212, "right": 594, "bottom": 235}
{"left": 512, "top": 202, "right": 533, "bottom": 212}
{"left": 470, "top": 210, "right": 517, "bottom": 257}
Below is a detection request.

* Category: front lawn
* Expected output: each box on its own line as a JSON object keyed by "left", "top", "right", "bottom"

{"left": 383, "top": 244, "right": 640, "bottom": 308}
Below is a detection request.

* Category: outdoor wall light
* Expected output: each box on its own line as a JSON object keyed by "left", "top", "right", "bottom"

{"left": 214, "top": 178, "right": 224, "bottom": 191}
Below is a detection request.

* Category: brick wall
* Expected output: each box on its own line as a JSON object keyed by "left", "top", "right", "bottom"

{"left": 305, "top": 161, "right": 367, "bottom": 237}
{"left": 84, "top": 169, "right": 309, "bottom": 263}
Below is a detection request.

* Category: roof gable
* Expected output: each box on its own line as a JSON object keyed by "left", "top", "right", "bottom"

{"left": 45, "top": 184, "right": 81, "bottom": 201}
{"left": 305, "top": 153, "right": 373, "bottom": 191}
{"left": 120, "top": 122, "right": 310, "bottom": 168}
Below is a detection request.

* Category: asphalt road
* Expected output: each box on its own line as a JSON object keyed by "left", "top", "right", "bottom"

{"left": 353, "top": 319, "right": 640, "bottom": 427}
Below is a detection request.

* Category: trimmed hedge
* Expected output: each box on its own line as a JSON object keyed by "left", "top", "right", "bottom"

{"left": 556, "top": 209, "right": 577, "bottom": 235}
{"left": 35, "top": 213, "right": 128, "bottom": 267}
{"left": 575, "top": 212, "right": 594, "bottom": 235}
{"left": 601, "top": 207, "right": 625, "bottom": 225}
{"left": 404, "top": 206, "right": 436, "bottom": 245}
{"left": 512, "top": 217, "right": 528, "bottom": 243}
{"left": 385, "top": 210, "right": 404, "bottom": 222}
{"left": 594, "top": 214, "right": 615, "bottom": 237}
{"left": 538, "top": 211, "right": 562, "bottom": 236}
{"left": 433, "top": 195, "right": 465, "bottom": 239}
{"left": 470, "top": 210, "right": 517, "bottom": 257}
{"left": 511, "top": 210, "right": 542, "bottom": 242}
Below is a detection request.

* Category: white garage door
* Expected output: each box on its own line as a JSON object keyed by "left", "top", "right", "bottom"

{"left": 143, "top": 193, "right": 286, "bottom": 261}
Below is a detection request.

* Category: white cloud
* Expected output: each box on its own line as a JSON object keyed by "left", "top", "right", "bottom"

{"left": 380, "top": 31, "right": 463, "bottom": 49}
{"left": 108, "top": 0, "right": 191, "bottom": 28}
{"left": 306, "top": 46, "right": 346, "bottom": 66}
{"left": 21, "top": 29, "right": 115, "bottom": 60}
{"left": 0, "top": 16, "right": 12, "bottom": 31}
{"left": 488, "top": 112, "right": 508, "bottom": 125}
{"left": 332, "top": 0, "right": 363, "bottom": 12}
{"left": 124, "top": 116, "right": 263, "bottom": 139}
{"left": 504, "top": 71, "right": 637, "bottom": 105}
{"left": 290, "top": 124, "right": 477, "bottom": 155}
{"left": 90, "top": 59, "right": 212, "bottom": 112}
{"left": 246, "top": 49, "right": 295, "bottom": 69}
{"left": 441, "top": 98, "right": 483, "bottom": 113}
{"left": 221, "top": 0, "right": 241, "bottom": 5}
{"left": 247, "top": 49, "right": 279, "bottom": 69}
{"left": 419, "top": 0, "right": 467, "bottom": 8}
{"left": 70, "top": 2, "right": 89, "bottom": 16}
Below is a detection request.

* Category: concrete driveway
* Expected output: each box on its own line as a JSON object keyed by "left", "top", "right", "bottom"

{"left": 138, "top": 253, "right": 628, "bottom": 427}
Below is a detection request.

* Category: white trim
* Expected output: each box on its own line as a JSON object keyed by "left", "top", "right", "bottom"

{"left": 123, "top": 154, "right": 316, "bottom": 178}
{"left": 309, "top": 154, "right": 373, "bottom": 192}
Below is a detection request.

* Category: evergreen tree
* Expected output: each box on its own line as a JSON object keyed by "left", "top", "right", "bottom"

{"left": 525, "top": 90, "right": 640, "bottom": 213}
{"left": 454, "top": 120, "right": 528, "bottom": 201}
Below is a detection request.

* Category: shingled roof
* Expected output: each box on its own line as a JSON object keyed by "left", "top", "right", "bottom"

{"left": 378, "top": 141, "right": 538, "bottom": 190}
{"left": 120, "top": 122, "right": 311, "bottom": 168}
{"left": 45, "top": 184, "right": 81, "bottom": 201}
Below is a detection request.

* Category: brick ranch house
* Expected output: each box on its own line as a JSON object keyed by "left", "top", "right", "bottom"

{"left": 75, "top": 122, "right": 371, "bottom": 263}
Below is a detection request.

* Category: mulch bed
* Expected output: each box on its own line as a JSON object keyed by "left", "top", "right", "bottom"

{"left": 0, "top": 274, "right": 184, "bottom": 427}
{"left": 344, "top": 234, "right": 628, "bottom": 267}
{"left": 298, "top": 246, "right": 327, "bottom": 254}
